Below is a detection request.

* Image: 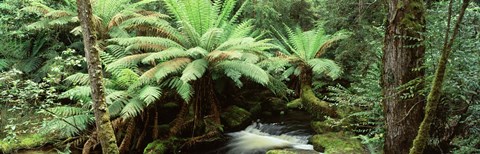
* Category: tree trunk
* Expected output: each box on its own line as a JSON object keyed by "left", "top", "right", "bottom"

{"left": 299, "top": 66, "right": 338, "bottom": 118}
{"left": 382, "top": 1, "right": 426, "bottom": 154}
{"left": 409, "top": 1, "right": 470, "bottom": 153}
{"left": 76, "top": 0, "right": 119, "bottom": 153}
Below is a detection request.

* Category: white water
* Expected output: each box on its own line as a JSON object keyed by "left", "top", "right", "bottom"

{"left": 225, "top": 122, "right": 316, "bottom": 154}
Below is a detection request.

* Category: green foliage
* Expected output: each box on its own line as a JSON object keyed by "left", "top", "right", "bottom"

{"left": 272, "top": 25, "right": 346, "bottom": 80}
{"left": 327, "top": 63, "right": 383, "bottom": 153}
{"left": 108, "top": 0, "right": 277, "bottom": 103}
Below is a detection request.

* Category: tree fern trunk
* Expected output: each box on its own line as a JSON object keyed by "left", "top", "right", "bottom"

{"left": 75, "top": 0, "right": 119, "bottom": 153}
{"left": 119, "top": 119, "right": 135, "bottom": 153}
{"left": 299, "top": 67, "right": 338, "bottom": 118}
{"left": 409, "top": 1, "right": 470, "bottom": 153}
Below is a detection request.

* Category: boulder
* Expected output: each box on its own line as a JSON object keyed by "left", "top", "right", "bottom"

{"left": 221, "top": 105, "right": 252, "bottom": 130}
{"left": 310, "top": 132, "right": 366, "bottom": 154}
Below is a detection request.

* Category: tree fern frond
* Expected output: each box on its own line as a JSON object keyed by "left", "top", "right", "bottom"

{"left": 180, "top": 58, "right": 208, "bottom": 82}
{"left": 64, "top": 73, "right": 90, "bottom": 86}
{"left": 215, "top": 60, "right": 269, "bottom": 85}
{"left": 141, "top": 47, "right": 187, "bottom": 64}
{"left": 110, "top": 37, "right": 184, "bottom": 49}
{"left": 228, "top": 0, "right": 249, "bottom": 24}
{"left": 44, "top": 106, "right": 89, "bottom": 117}
{"left": 215, "top": 0, "right": 236, "bottom": 27}
{"left": 115, "top": 68, "right": 140, "bottom": 87}
{"left": 121, "top": 98, "right": 146, "bottom": 119}
{"left": 161, "top": 77, "right": 193, "bottom": 102}
{"left": 154, "top": 58, "right": 191, "bottom": 81}
{"left": 0, "top": 59, "right": 8, "bottom": 70}
{"left": 206, "top": 50, "right": 242, "bottom": 62}
{"left": 307, "top": 58, "right": 342, "bottom": 79}
{"left": 42, "top": 114, "right": 94, "bottom": 138}
{"left": 106, "top": 53, "right": 150, "bottom": 72}
{"left": 200, "top": 28, "right": 223, "bottom": 51}
{"left": 186, "top": 47, "right": 209, "bottom": 57}
{"left": 138, "top": 86, "right": 162, "bottom": 106}
{"left": 60, "top": 86, "right": 91, "bottom": 102}
{"left": 223, "top": 69, "right": 243, "bottom": 87}
{"left": 228, "top": 20, "right": 253, "bottom": 39}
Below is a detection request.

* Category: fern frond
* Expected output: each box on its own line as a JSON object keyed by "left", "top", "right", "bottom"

{"left": 223, "top": 69, "right": 243, "bottom": 87}
{"left": 153, "top": 58, "right": 191, "bottom": 81}
{"left": 161, "top": 77, "right": 193, "bottom": 102}
{"left": 44, "top": 106, "right": 89, "bottom": 117}
{"left": 206, "top": 50, "right": 242, "bottom": 62}
{"left": 109, "top": 37, "right": 184, "bottom": 49}
{"left": 200, "top": 28, "right": 224, "bottom": 51}
{"left": 60, "top": 86, "right": 91, "bottom": 102}
{"left": 64, "top": 73, "right": 90, "bottom": 86}
{"left": 215, "top": 60, "right": 269, "bottom": 85}
{"left": 141, "top": 47, "right": 187, "bottom": 64}
{"left": 138, "top": 85, "right": 162, "bottom": 106}
{"left": 180, "top": 58, "right": 208, "bottom": 82}
{"left": 307, "top": 58, "right": 342, "bottom": 79}
{"left": 106, "top": 53, "right": 150, "bottom": 72}
{"left": 228, "top": 20, "right": 254, "bottom": 39}
{"left": 121, "top": 98, "right": 146, "bottom": 119}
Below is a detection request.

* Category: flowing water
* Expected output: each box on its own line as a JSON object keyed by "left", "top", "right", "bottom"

{"left": 197, "top": 111, "right": 319, "bottom": 154}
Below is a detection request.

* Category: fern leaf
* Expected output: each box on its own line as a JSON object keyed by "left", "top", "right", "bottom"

{"left": 307, "top": 58, "right": 342, "bottom": 79}
{"left": 215, "top": 60, "right": 269, "bottom": 85}
{"left": 64, "top": 73, "right": 90, "bottom": 86}
{"left": 141, "top": 47, "right": 187, "bottom": 64}
{"left": 121, "top": 98, "right": 146, "bottom": 119}
{"left": 180, "top": 58, "right": 208, "bottom": 82}
{"left": 138, "top": 86, "right": 162, "bottom": 106}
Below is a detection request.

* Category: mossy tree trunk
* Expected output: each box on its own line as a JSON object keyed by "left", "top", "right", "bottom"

{"left": 382, "top": 0, "right": 426, "bottom": 153}
{"left": 409, "top": 1, "right": 470, "bottom": 153}
{"left": 299, "top": 66, "right": 338, "bottom": 118}
{"left": 75, "top": 0, "right": 119, "bottom": 153}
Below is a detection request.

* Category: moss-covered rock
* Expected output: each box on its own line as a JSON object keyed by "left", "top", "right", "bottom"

{"left": 0, "top": 134, "right": 51, "bottom": 153}
{"left": 144, "top": 140, "right": 166, "bottom": 154}
{"left": 266, "top": 149, "right": 319, "bottom": 154}
{"left": 221, "top": 105, "right": 252, "bottom": 130}
{"left": 266, "top": 97, "right": 287, "bottom": 114}
{"left": 310, "top": 132, "right": 366, "bottom": 154}
{"left": 311, "top": 121, "right": 340, "bottom": 134}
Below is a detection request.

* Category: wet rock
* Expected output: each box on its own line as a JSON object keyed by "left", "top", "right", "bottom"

{"left": 310, "top": 132, "right": 366, "bottom": 154}
{"left": 221, "top": 105, "right": 252, "bottom": 130}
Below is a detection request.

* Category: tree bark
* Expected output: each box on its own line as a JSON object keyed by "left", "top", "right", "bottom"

{"left": 382, "top": 1, "right": 426, "bottom": 154}
{"left": 299, "top": 66, "right": 338, "bottom": 118}
{"left": 76, "top": 0, "right": 120, "bottom": 153}
{"left": 409, "top": 1, "right": 470, "bottom": 153}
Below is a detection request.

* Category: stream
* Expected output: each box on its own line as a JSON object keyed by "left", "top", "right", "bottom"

{"left": 192, "top": 110, "right": 319, "bottom": 154}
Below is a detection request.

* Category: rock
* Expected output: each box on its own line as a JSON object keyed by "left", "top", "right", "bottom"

{"left": 221, "top": 105, "right": 252, "bottom": 130}
{"left": 144, "top": 140, "right": 166, "bottom": 154}
{"left": 310, "top": 132, "right": 366, "bottom": 154}
{"left": 266, "top": 148, "right": 319, "bottom": 154}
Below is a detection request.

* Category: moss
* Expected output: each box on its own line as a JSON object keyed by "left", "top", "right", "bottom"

{"left": 221, "top": 106, "right": 251, "bottom": 129}
{"left": 310, "top": 132, "right": 365, "bottom": 154}
{"left": 144, "top": 140, "right": 166, "bottom": 154}
{"left": 1, "top": 134, "right": 50, "bottom": 153}
{"left": 311, "top": 121, "right": 339, "bottom": 134}
{"left": 286, "top": 98, "right": 303, "bottom": 109}
{"left": 300, "top": 83, "right": 338, "bottom": 118}
{"left": 266, "top": 149, "right": 298, "bottom": 154}
{"left": 267, "top": 149, "right": 319, "bottom": 154}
